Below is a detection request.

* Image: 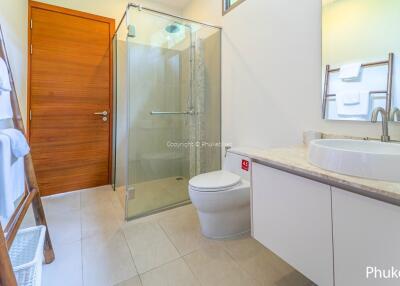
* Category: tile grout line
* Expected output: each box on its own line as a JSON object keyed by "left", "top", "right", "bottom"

{"left": 136, "top": 256, "right": 204, "bottom": 286}
{"left": 124, "top": 219, "right": 194, "bottom": 279}
{"left": 138, "top": 257, "right": 181, "bottom": 276}
{"left": 156, "top": 221, "right": 203, "bottom": 284}
{"left": 157, "top": 218, "right": 206, "bottom": 286}
{"left": 222, "top": 244, "right": 261, "bottom": 285}
{"left": 211, "top": 234, "right": 267, "bottom": 286}
{"left": 121, "top": 228, "right": 144, "bottom": 285}
{"left": 157, "top": 220, "right": 183, "bottom": 258}
{"left": 181, "top": 252, "right": 205, "bottom": 286}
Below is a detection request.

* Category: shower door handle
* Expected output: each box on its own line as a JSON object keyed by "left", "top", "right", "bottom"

{"left": 150, "top": 110, "right": 194, "bottom": 115}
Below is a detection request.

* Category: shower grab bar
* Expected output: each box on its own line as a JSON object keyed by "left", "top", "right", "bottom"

{"left": 150, "top": 110, "right": 194, "bottom": 115}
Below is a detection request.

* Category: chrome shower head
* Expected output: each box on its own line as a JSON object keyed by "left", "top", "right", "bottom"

{"left": 165, "top": 24, "right": 180, "bottom": 34}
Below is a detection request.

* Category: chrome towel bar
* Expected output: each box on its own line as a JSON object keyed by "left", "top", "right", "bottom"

{"left": 322, "top": 53, "right": 394, "bottom": 119}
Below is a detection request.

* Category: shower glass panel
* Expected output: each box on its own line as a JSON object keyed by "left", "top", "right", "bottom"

{"left": 113, "top": 5, "right": 221, "bottom": 220}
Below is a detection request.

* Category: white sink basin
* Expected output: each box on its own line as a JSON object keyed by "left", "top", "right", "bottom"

{"left": 308, "top": 139, "right": 400, "bottom": 182}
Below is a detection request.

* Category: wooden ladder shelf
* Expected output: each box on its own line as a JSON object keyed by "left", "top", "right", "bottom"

{"left": 0, "top": 25, "right": 55, "bottom": 286}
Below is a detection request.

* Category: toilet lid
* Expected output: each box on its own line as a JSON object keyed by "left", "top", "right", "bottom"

{"left": 189, "top": 170, "right": 241, "bottom": 191}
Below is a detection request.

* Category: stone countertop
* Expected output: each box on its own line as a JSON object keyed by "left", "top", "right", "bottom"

{"left": 230, "top": 146, "right": 400, "bottom": 206}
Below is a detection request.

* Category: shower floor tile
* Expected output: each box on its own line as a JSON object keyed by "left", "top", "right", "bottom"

{"left": 22, "top": 185, "right": 315, "bottom": 286}
{"left": 119, "top": 176, "right": 190, "bottom": 219}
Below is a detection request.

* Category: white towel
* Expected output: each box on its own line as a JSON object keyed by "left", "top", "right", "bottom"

{"left": 342, "top": 92, "right": 360, "bottom": 105}
{"left": 0, "top": 90, "right": 14, "bottom": 120}
{"left": 0, "top": 134, "right": 25, "bottom": 222}
{"left": 0, "top": 58, "right": 11, "bottom": 92}
{"left": 0, "top": 129, "right": 30, "bottom": 158}
{"left": 339, "top": 63, "right": 362, "bottom": 80}
{"left": 336, "top": 91, "right": 370, "bottom": 116}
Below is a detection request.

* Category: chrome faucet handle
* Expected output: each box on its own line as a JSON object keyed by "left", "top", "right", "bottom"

{"left": 371, "top": 107, "right": 390, "bottom": 142}
{"left": 390, "top": 107, "right": 400, "bottom": 122}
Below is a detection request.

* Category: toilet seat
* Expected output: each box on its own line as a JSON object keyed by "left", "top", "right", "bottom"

{"left": 189, "top": 170, "right": 241, "bottom": 192}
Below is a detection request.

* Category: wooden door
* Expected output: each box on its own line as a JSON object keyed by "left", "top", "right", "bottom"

{"left": 28, "top": 2, "right": 115, "bottom": 196}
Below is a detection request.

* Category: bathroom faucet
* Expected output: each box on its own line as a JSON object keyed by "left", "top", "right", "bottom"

{"left": 371, "top": 107, "right": 390, "bottom": 142}
{"left": 390, "top": 107, "right": 400, "bottom": 122}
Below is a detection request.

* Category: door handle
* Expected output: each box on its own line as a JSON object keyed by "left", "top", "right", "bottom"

{"left": 94, "top": 111, "right": 108, "bottom": 122}
{"left": 94, "top": 111, "right": 108, "bottom": 116}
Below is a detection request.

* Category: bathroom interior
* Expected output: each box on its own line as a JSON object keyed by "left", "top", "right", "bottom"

{"left": 0, "top": 0, "right": 399, "bottom": 286}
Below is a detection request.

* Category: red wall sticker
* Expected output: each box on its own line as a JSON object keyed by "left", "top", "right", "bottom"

{"left": 241, "top": 159, "right": 249, "bottom": 171}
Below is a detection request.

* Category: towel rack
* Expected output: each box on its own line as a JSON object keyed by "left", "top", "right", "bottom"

{"left": 0, "top": 25, "right": 55, "bottom": 286}
{"left": 322, "top": 53, "right": 394, "bottom": 119}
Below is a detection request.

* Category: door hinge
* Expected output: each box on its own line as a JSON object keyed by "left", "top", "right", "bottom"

{"left": 29, "top": 110, "right": 32, "bottom": 121}
{"left": 30, "top": 19, "right": 33, "bottom": 29}
{"left": 30, "top": 44, "right": 32, "bottom": 55}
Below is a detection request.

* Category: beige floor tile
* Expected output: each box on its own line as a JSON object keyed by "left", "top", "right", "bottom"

{"left": 81, "top": 203, "right": 123, "bottom": 240}
{"left": 184, "top": 245, "right": 259, "bottom": 286}
{"left": 125, "top": 204, "right": 192, "bottom": 226}
{"left": 158, "top": 205, "right": 221, "bottom": 255}
{"left": 46, "top": 208, "right": 81, "bottom": 246}
{"left": 223, "top": 235, "right": 307, "bottom": 285}
{"left": 123, "top": 221, "right": 180, "bottom": 273}
{"left": 40, "top": 189, "right": 312, "bottom": 286}
{"left": 81, "top": 185, "right": 120, "bottom": 210}
{"left": 42, "top": 240, "right": 83, "bottom": 286}
{"left": 115, "top": 275, "right": 143, "bottom": 286}
{"left": 82, "top": 230, "right": 138, "bottom": 286}
{"left": 141, "top": 259, "right": 200, "bottom": 286}
{"left": 274, "top": 271, "right": 316, "bottom": 286}
{"left": 42, "top": 190, "right": 81, "bottom": 215}
{"left": 213, "top": 270, "right": 260, "bottom": 286}
{"left": 125, "top": 177, "right": 190, "bottom": 219}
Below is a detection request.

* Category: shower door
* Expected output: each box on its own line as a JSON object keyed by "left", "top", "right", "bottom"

{"left": 112, "top": 6, "right": 222, "bottom": 220}
{"left": 126, "top": 10, "right": 195, "bottom": 219}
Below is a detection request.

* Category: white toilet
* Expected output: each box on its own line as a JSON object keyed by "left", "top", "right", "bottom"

{"left": 189, "top": 151, "right": 251, "bottom": 239}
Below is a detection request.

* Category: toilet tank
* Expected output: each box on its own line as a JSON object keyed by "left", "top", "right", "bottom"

{"left": 223, "top": 151, "right": 251, "bottom": 181}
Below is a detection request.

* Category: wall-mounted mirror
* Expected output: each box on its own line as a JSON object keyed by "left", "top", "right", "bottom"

{"left": 322, "top": 0, "right": 399, "bottom": 121}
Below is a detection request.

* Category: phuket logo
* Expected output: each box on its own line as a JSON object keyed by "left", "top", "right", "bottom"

{"left": 366, "top": 266, "right": 400, "bottom": 280}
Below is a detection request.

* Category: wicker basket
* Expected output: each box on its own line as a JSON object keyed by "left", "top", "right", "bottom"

{"left": 9, "top": 226, "right": 46, "bottom": 286}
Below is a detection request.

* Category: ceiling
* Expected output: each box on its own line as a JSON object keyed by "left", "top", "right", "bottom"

{"left": 149, "top": 0, "right": 193, "bottom": 10}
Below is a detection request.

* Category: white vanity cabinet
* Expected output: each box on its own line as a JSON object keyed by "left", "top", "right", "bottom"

{"left": 332, "top": 187, "right": 400, "bottom": 286}
{"left": 252, "top": 163, "right": 334, "bottom": 286}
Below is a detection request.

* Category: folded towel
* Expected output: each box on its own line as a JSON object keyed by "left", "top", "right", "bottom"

{"left": 0, "top": 134, "right": 25, "bottom": 222}
{"left": 0, "top": 128, "right": 30, "bottom": 158}
{"left": 336, "top": 91, "right": 369, "bottom": 116}
{"left": 0, "top": 58, "right": 11, "bottom": 92}
{"left": 0, "top": 90, "right": 13, "bottom": 120}
{"left": 339, "top": 63, "right": 361, "bottom": 80}
{"left": 342, "top": 92, "right": 360, "bottom": 105}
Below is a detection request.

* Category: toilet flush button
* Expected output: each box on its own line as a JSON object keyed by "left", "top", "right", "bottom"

{"left": 241, "top": 160, "right": 249, "bottom": 171}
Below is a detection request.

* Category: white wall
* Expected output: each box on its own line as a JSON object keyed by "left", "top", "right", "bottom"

{"left": 0, "top": 0, "right": 181, "bottom": 124}
{"left": 2, "top": 0, "right": 399, "bottom": 143}
{"left": 0, "top": 0, "right": 28, "bottom": 123}
{"left": 183, "top": 0, "right": 222, "bottom": 26}
{"left": 183, "top": 0, "right": 400, "bottom": 149}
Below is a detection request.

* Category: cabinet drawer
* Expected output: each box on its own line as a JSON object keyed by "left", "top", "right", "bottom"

{"left": 252, "top": 163, "right": 334, "bottom": 286}
{"left": 332, "top": 188, "right": 400, "bottom": 286}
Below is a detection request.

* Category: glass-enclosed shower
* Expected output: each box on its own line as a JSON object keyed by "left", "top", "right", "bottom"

{"left": 112, "top": 4, "right": 222, "bottom": 220}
